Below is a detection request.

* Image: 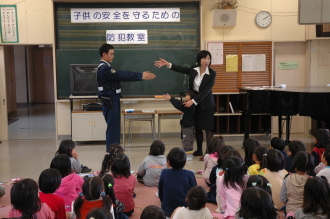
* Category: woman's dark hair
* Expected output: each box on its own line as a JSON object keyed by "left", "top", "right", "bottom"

{"left": 149, "top": 140, "right": 165, "bottom": 156}
{"left": 196, "top": 50, "right": 212, "bottom": 67}
{"left": 242, "top": 138, "right": 260, "bottom": 167}
{"left": 55, "top": 139, "right": 75, "bottom": 157}
{"left": 222, "top": 156, "right": 247, "bottom": 190}
{"left": 86, "top": 208, "right": 113, "bottom": 219}
{"left": 166, "top": 147, "right": 186, "bottom": 170}
{"left": 140, "top": 205, "right": 165, "bottom": 219}
{"left": 238, "top": 187, "right": 277, "bottom": 219}
{"left": 302, "top": 176, "right": 330, "bottom": 217}
{"left": 261, "top": 149, "right": 284, "bottom": 172}
{"left": 186, "top": 186, "right": 207, "bottom": 210}
{"left": 313, "top": 128, "right": 330, "bottom": 148}
{"left": 10, "top": 179, "right": 41, "bottom": 219}
{"left": 100, "top": 144, "right": 124, "bottom": 175}
{"left": 38, "top": 168, "right": 62, "bottom": 194}
{"left": 207, "top": 136, "right": 225, "bottom": 157}
{"left": 74, "top": 177, "right": 112, "bottom": 219}
{"left": 291, "top": 151, "right": 314, "bottom": 173}
{"left": 99, "top": 43, "right": 114, "bottom": 57}
{"left": 217, "top": 145, "right": 235, "bottom": 168}
{"left": 270, "top": 137, "right": 285, "bottom": 151}
{"left": 246, "top": 175, "right": 272, "bottom": 196}
{"left": 50, "top": 154, "right": 72, "bottom": 178}
{"left": 254, "top": 146, "right": 268, "bottom": 170}
{"left": 99, "top": 174, "right": 117, "bottom": 218}
{"left": 322, "top": 145, "right": 330, "bottom": 165}
{"left": 111, "top": 154, "right": 131, "bottom": 179}
{"left": 288, "top": 140, "right": 306, "bottom": 156}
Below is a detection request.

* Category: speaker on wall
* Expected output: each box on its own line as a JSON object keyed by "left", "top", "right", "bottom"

{"left": 212, "top": 9, "right": 237, "bottom": 27}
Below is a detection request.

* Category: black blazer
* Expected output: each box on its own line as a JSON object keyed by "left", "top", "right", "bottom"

{"left": 171, "top": 64, "right": 216, "bottom": 111}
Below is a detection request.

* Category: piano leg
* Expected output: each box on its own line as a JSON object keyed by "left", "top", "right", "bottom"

{"left": 285, "top": 114, "right": 291, "bottom": 145}
{"left": 244, "top": 113, "right": 251, "bottom": 139}
{"left": 278, "top": 116, "right": 282, "bottom": 138}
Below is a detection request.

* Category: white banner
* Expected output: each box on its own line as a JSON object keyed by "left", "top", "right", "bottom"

{"left": 106, "top": 30, "right": 148, "bottom": 44}
{"left": 71, "top": 8, "right": 180, "bottom": 23}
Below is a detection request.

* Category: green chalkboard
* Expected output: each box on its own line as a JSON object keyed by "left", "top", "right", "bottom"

{"left": 55, "top": 2, "right": 200, "bottom": 98}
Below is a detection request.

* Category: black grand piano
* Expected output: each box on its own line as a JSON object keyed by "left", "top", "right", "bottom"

{"left": 238, "top": 86, "right": 330, "bottom": 143}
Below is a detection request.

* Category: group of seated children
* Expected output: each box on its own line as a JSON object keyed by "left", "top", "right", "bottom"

{"left": 4, "top": 128, "right": 330, "bottom": 219}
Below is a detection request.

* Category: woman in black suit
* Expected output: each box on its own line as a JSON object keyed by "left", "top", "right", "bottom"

{"left": 154, "top": 50, "right": 216, "bottom": 157}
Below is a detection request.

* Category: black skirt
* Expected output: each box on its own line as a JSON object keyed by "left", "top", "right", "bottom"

{"left": 194, "top": 104, "right": 214, "bottom": 131}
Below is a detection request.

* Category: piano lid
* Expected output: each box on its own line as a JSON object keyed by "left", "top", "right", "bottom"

{"left": 240, "top": 86, "right": 330, "bottom": 93}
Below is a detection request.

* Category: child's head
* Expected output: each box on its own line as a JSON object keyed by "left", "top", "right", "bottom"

{"left": 263, "top": 149, "right": 284, "bottom": 172}
{"left": 238, "top": 187, "right": 277, "bottom": 219}
{"left": 207, "top": 136, "right": 225, "bottom": 157}
{"left": 222, "top": 156, "right": 247, "bottom": 190}
{"left": 74, "top": 176, "right": 112, "bottom": 219}
{"left": 10, "top": 178, "right": 41, "bottom": 219}
{"left": 186, "top": 90, "right": 198, "bottom": 101}
{"left": 252, "top": 146, "right": 268, "bottom": 163}
{"left": 288, "top": 140, "right": 306, "bottom": 156}
{"left": 149, "top": 140, "right": 165, "bottom": 156}
{"left": 321, "top": 145, "right": 330, "bottom": 166}
{"left": 100, "top": 143, "right": 125, "bottom": 175}
{"left": 313, "top": 128, "right": 330, "bottom": 148}
{"left": 166, "top": 147, "right": 186, "bottom": 170}
{"left": 55, "top": 139, "right": 75, "bottom": 157}
{"left": 86, "top": 208, "right": 113, "bottom": 219}
{"left": 140, "top": 205, "right": 165, "bottom": 219}
{"left": 186, "top": 186, "right": 207, "bottom": 210}
{"left": 50, "top": 154, "right": 71, "bottom": 178}
{"left": 38, "top": 168, "right": 62, "bottom": 194}
{"left": 303, "top": 177, "right": 330, "bottom": 217}
{"left": 270, "top": 137, "right": 285, "bottom": 151}
{"left": 246, "top": 175, "right": 272, "bottom": 196}
{"left": 111, "top": 153, "right": 131, "bottom": 178}
{"left": 242, "top": 138, "right": 260, "bottom": 164}
{"left": 292, "top": 151, "right": 314, "bottom": 173}
{"left": 216, "top": 145, "right": 241, "bottom": 168}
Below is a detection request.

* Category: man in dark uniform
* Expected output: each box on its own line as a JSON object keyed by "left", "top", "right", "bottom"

{"left": 97, "top": 43, "right": 156, "bottom": 152}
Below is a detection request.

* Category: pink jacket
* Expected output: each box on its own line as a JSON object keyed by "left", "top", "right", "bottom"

{"left": 54, "top": 173, "right": 84, "bottom": 212}
{"left": 203, "top": 153, "right": 218, "bottom": 184}
{"left": 217, "top": 175, "right": 248, "bottom": 218}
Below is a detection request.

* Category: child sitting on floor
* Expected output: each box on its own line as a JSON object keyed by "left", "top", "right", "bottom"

{"left": 140, "top": 205, "right": 165, "bottom": 219}
{"left": 55, "top": 139, "right": 91, "bottom": 174}
{"left": 71, "top": 176, "right": 114, "bottom": 219}
{"left": 51, "top": 154, "right": 84, "bottom": 212}
{"left": 218, "top": 156, "right": 248, "bottom": 219}
{"left": 111, "top": 154, "right": 136, "bottom": 217}
{"left": 158, "top": 147, "right": 197, "bottom": 218}
{"left": 280, "top": 151, "right": 314, "bottom": 213}
{"left": 8, "top": 178, "right": 55, "bottom": 219}
{"left": 317, "top": 145, "right": 330, "bottom": 183}
{"left": 137, "top": 140, "right": 167, "bottom": 187}
{"left": 99, "top": 143, "right": 125, "bottom": 175}
{"left": 284, "top": 140, "right": 306, "bottom": 173}
{"left": 39, "top": 168, "right": 66, "bottom": 219}
{"left": 270, "top": 137, "right": 287, "bottom": 158}
{"left": 171, "top": 186, "right": 213, "bottom": 219}
{"left": 203, "top": 136, "right": 225, "bottom": 185}
{"left": 248, "top": 146, "right": 268, "bottom": 175}
{"left": 242, "top": 138, "right": 260, "bottom": 167}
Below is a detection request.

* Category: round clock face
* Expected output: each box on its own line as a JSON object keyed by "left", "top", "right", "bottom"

{"left": 256, "top": 11, "right": 272, "bottom": 28}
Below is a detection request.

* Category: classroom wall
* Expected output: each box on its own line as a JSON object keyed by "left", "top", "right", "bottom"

{"left": 0, "top": 0, "right": 330, "bottom": 140}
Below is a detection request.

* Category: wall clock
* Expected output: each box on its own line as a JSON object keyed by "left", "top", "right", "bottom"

{"left": 256, "top": 11, "right": 272, "bottom": 28}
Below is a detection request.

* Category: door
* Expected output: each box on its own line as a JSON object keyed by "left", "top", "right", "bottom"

{"left": 5, "top": 46, "right": 16, "bottom": 114}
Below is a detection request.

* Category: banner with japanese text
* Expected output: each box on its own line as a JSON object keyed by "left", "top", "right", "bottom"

{"left": 106, "top": 30, "right": 148, "bottom": 44}
{"left": 0, "top": 5, "right": 18, "bottom": 43}
{"left": 71, "top": 8, "right": 180, "bottom": 23}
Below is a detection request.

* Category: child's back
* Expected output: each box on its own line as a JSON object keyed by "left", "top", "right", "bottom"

{"left": 137, "top": 140, "right": 167, "bottom": 187}
{"left": 158, "top": 147, "right": 197, "bottom": 217}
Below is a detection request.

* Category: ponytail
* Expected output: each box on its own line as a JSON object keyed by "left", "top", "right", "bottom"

{"left": 73, "top": 195, "right": 84, "bottom": 219}
{"left": 259, "top": 153, "right": 267, "bottom": 170}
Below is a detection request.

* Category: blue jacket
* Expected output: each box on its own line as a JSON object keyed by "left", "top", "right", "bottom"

{"left": 97, "top": 60, "right": 143, "bottom": 98}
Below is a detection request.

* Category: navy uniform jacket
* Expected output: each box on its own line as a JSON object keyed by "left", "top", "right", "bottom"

{"left": 170, "top": 64, "right": 216, "bottom": 111}
{"left": 97, "top": 60, "right": 143, "bottom": 98}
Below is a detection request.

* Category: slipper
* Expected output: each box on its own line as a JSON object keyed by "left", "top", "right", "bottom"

{"left": 199, "top": 155, "right": 204, "bottom": 161}
{"left": 81, "top": 166, "right": 92, "bottom": 173}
